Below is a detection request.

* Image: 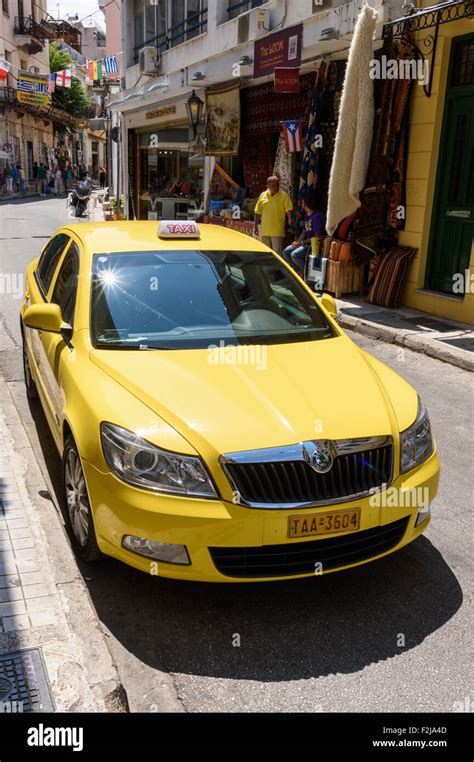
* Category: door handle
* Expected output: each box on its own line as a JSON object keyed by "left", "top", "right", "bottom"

{"left": 446, "top": 210, "right": 470, "bottom": 218}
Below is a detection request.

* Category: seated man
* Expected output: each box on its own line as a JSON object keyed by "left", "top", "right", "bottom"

{"left": 282, "top": 195, "right": 325, "bottom": 276}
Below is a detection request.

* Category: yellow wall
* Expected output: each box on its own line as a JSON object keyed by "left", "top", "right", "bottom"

{"left": 399, "top": 14, "right": 474, "bottom": 325}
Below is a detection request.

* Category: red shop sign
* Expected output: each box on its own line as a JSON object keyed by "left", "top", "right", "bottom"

{"left": 254, "top": 24, "right": 302, "bottom": 78}
{"left": 274, "top": 67, "right": 300, "bottom": 93}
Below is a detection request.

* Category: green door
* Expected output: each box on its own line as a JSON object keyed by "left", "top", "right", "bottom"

{"left": 426, "top": 34, "right": 474, "bottom": 295}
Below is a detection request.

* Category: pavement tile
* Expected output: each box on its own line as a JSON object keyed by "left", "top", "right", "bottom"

{"left": 0, "top": 599, "right": 27, "bottom": 616}
{"left": 9, "top": 527, "right": 33, "bottom": 539}
{"left": 0, "top": 586, "right": 23, "bottom": 603}
{"left": 5, "top": 518, "right": 28, "bottom": 529}
{"left": 25, "top": 595, "right": 58, "bottom": 613}
{"left": 1, "top": 614, "right": 31, "bottom": 632}
{"left": 19, "top": 571, "right": 42, "bottom": 586}
{"left": 0, "top": 574, "right": 20, "bottom": 589}
{"left": 22, "top": 583, "right": 53, "bottom": 599}
{"left": 11, "top": 536, "right": 35, "bottom": 550}
{"left": 13, "top": 548, "right": 37, "bottom": 562}
{"left": 28, "top": 609, "right": 57, "bottom": 628}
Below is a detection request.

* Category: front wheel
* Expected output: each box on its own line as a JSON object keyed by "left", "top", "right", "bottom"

{"left": 63, "top": 436, "right": 103, "bottom": 562}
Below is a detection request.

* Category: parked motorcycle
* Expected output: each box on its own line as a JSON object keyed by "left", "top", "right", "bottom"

{"left": 69, "top": 176, "right": 93, "bottom": 217}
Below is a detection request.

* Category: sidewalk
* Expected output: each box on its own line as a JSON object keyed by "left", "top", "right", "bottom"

{"left": 0, "top": 374, "right": 125, "bottom": 712}
{"left": 335, "top": 296, "right": 474, "bottom": 372}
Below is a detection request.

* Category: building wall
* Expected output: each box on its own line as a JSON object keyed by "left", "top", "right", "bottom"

{"left": 399, "top": 9, "right": 474, "bottom": 324}
{"left": 0, "top": 0, "right": 54, "bottom": 178}
{"left": 99, "top": 0, "right": 121, "bottom": 59}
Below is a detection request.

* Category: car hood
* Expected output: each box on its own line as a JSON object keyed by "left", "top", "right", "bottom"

{"left": 90, "top": 335, "right": 416, "bottom": 458}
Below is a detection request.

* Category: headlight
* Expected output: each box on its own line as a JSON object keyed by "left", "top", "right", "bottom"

{"left": 101, "top": 423, "right": 218, "bottom": 498}
{"left": 400, "top": 398, "right": 434, "bottom": 474}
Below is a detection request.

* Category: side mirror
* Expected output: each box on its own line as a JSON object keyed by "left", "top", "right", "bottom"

{"left": 23, "top": 303, "right": 72, "bottom": 339}
{"left": 321, "top": 293, "right": 337, "bottom": 317}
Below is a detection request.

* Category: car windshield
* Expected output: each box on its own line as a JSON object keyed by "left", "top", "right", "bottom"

{"left": 90, "top": 250, "right": 334, "bottom": 349}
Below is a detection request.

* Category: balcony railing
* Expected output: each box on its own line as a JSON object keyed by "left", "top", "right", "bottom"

{"left": 133, "top": 7, "right": 208, "bottom": 64}
{"left": 14, "top": 16, "right": 50, "bottom": 41}
{"left": 0, "top": 86, "right": 17, "bottom": 105}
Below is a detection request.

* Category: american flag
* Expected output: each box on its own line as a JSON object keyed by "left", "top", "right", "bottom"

{"left": 48, "top": 73, "right": 56, "bottom": 93}
{"left": 281, "top": 120, "right": 303, "bottom": 153}
{"left": 104, "top": 55, "right": 118, "bottom": 74}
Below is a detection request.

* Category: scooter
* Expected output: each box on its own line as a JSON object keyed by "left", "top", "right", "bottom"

{"left": 69, "top": 176, "right": 93, "bottom": 217}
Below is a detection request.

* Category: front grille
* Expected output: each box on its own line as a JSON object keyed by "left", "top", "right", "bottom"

{"left": 210, "top": 517, "right": 409, "bottom": 578}
{"left": 224, "top": 444, "right": 393, "bottom": 507}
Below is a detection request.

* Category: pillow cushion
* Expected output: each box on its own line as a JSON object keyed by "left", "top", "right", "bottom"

{"left": 366, "top": 246, "right": 417, "bottom": 308}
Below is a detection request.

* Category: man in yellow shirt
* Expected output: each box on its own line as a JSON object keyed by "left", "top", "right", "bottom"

{"left": 254, "top": 176, "right": 293, "bottom": 254}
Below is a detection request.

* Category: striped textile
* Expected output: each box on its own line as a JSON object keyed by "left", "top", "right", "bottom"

{"left": 366, "top": 246, "right": 417, "bottom": 308}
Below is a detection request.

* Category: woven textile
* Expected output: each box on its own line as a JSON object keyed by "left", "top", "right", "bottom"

{"left": 240, "top": 73, "right": 316, "bottom": 136}
{"left": 273, "top": 132, "right": 297, "bottom": 196}
{"left": 242, "top": 133, "right": 275, "bottom": 198}
{"left": 366, "top": 246, "right": 417, "bottom": 308}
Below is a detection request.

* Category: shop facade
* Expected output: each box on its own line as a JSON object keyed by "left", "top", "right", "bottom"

{"left": 115, "top": 0, "right": 474, "bottom": 325}
{"left": 394, "top": 3, "right": 473, "bottom": 324}
{"left": 123, "top": 97, "right": 205, "bottom": 220}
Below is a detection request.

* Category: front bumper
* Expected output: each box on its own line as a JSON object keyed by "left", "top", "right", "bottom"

{"left": 82, "top": 449, "right": 440, "bottom": 582}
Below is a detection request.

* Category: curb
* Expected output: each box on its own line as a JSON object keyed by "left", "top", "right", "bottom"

{"left": 338, "top": 313, "right": 474, "bottom": 372}
{"left": 0, "top": 374, "right": 128, "bottom": 712}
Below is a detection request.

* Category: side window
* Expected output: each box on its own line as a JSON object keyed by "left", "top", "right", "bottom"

{"left": 50, "top": 243, "right": 80, "bottom": 327}
{"left": 36, "top": 234, "right": 70, "bottom": 295}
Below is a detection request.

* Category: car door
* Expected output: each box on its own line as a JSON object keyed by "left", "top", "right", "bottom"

{"left": 37, "top": 240, "right": 80, "bottom": 448}
{"left": 25, "top": 233, "right": 70, "bottom": 418}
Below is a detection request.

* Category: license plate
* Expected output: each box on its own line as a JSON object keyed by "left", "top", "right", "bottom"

{"left": 288, "top": 509, "right": 361, "bottom": 538}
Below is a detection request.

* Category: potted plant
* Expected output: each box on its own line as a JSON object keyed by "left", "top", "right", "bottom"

{"left": 111, "top": 195, "right": 124, "bottom": 220}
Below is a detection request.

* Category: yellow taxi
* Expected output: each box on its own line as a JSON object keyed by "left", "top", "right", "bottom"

{"left": 20, "top": 220, "right": 440, "bottom": 582}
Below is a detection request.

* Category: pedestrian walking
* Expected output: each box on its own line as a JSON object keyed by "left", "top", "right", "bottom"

{"left": 4, "top": 164, "right": 13, "bottom": 194}
{"left": 11, "top": 164, "right": 19, "bottom": 193}
{"left": 33, "top": 161, "right": 39, "bottom": 192}
{"left": 38, "top": 162, "right": 48, "bottom": 196}
{"left": 54, "top": 167, "right": 63, "bottom": 196}
{"left": 18, "top": 165, "right": 26, "bottom": 194}
{"left": 253, "top": 176, "right": 293, "bottom": 255}
{"left": 66, "top": 166, "right": 74, "bottom": 190}
{"left": 99, "top": 166, "right": 106, "bottom": 189}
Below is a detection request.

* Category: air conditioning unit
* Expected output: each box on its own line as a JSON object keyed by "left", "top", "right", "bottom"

{"left": 139, "top": 46, "right": 160, "bottom": 76}
{"left": 237, "top": 7, "right": 269, "bottom": 45}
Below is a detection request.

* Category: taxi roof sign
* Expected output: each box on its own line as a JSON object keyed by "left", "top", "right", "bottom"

{"left": 158, "top": 220, "right": 201, "bottom": 239}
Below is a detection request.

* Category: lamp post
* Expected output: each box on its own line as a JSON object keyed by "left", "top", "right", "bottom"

{"left": 185, "top": 89, "right": 204, "bottom": 141}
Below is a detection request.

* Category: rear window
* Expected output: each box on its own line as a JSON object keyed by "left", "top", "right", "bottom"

{"left": 90, "top": 249, "right": 334, "bottom": 350}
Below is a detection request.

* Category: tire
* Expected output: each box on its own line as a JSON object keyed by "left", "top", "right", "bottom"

{"left": 22, "top": 335, "right": 38, "bottom": 399}
{"left": 76, "top": 201, "right": 86, "bottom": 217}
{"left": 62, "top": 436, "right": 103, "bottom": 562}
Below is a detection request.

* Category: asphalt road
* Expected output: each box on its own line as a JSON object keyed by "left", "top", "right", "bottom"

{"left": 0, "top": 197, "right": 472, "bottom": 712}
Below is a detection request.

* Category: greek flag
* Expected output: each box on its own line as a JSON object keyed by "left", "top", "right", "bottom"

{"left": 104, "top": 55, "right": 118, "bottom": 74}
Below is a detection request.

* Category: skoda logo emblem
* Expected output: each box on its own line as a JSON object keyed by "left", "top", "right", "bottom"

{"left": 311, "top": 442, "right": 333, "bottom": 474}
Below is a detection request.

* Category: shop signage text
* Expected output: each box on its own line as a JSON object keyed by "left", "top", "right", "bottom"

{"left": 254, "top": 25, "right": 302, "bottom": 78}
{"left": 145, "top": 105, "right": 176, "bottom": 120}
{"left": 274, "top": 67, "right": 300, "bottom": 93}
{"left": 16, "top": 70, "right": 49, "bottom": 108}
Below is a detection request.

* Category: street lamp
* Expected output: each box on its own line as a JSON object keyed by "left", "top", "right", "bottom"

{"left": 185, "top": 89, "right": 204, "bottom": 139}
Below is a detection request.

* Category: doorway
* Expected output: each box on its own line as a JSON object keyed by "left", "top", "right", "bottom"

{"left": 426, "top": 34, "right": 474, "bottom": 295}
